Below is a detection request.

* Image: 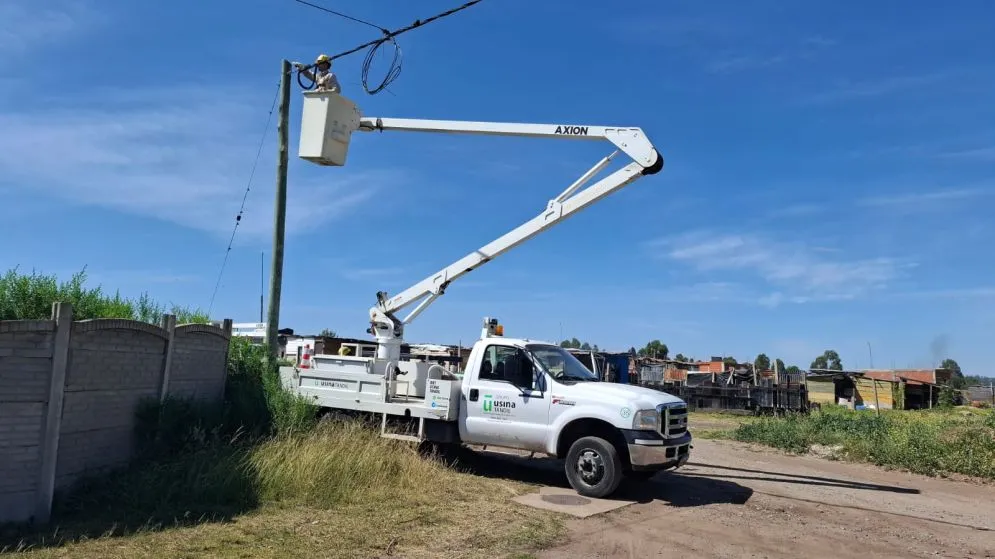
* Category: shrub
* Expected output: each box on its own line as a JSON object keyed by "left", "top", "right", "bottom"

{"left": 729, "top": 406, "right": 995, "bottom": 479}
{"left": 937, "top": 384, "right": 957, "bottom": 409}
{"left": 0, "top": 266, "right": 209, "bottom": 323}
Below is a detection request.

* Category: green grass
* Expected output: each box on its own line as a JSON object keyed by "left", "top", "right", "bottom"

{"left": 719, "top": 405, "right": 995, "bottom": 479}
{"left": 1, "top": 420, "right": 562, "bottom": 558}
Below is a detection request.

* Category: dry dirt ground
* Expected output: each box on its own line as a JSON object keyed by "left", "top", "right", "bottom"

{"left": 528, "top": 437, "right": 995, "bottom": 559}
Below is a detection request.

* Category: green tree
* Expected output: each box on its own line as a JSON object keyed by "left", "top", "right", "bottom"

{"left": 811, "top": 350, "right": 843, "bottom": 371}
{"left": 775, "top": 358, "right": 786, "bottom": 372}
{"left": 674, "top": 353, "right": 688, "bottom": 362}
{"left": 722, "top": 356, "right": 738, "bottom": 368}
{"left": 785, "top": 365, "right": 802, "bottom": 374}
{"left": 560, "top": 338, "right": 599, "bottom": 350}
{"left": 941, "top": 358, "right": 967, "bottom": 389}
{"left": 754, "top": 353, "right": 771, "bottom": 372}
{"left": 638, "top": 340, "right": 668, "bottom": 359}
{"left": 318, "top": 328, "right": 337, "bottom": 337}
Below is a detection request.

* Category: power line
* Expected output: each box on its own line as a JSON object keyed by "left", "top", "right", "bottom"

{"left": 292, "top": 0, "right": 485, "bottom": 94}
{"left": 207, "top": 82, "right": 282, "bottom": 317}
{"left": 291, "top": 0, "right": 387, "bottom": 32}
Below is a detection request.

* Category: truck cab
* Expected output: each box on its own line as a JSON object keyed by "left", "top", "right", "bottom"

{"left": 457, "top": 320, "right": 692, "bottom": 497}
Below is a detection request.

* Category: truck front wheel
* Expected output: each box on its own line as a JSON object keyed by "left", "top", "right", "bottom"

{"left": 564, "top": 436, "right": 623, "bottom": 498}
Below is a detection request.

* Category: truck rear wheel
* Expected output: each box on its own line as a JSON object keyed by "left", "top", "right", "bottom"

{"left": 564, "top": 436, "right": 623, "bottom": 498}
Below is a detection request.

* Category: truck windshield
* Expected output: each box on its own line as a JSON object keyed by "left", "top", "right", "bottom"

{"left": 526, "top": 344, "right": 599, "bottom": 382}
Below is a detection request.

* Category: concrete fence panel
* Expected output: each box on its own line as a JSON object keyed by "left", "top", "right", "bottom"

{"left": 56, "top": 319, "right": 169, "bottom": 490}
{"left": 0, "top": 319, "right": 56, "bottom": 524}
{"left": 0, "top": 304, "right": 232, "bottom": 525}
{"left": 168, "top": 323, "right": 232, "bottom": 403}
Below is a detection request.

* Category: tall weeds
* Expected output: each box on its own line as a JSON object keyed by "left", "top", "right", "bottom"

{"left": 731, "top": 406, "right": 995, "bottom": 479}
{"left": 0, "top": 266, "right": 208, "bottom": 323}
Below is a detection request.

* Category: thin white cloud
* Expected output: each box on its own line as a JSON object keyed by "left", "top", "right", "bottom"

{"left": 705, "top": 36, "right": 836, "bottom": 75}
{"left": 802, "top": 72, "right": 950, "bottom": 105}
{"left": 339, "top": 267, "right": 407, "bottom": 282}
{"left": 888, "top": 287, "right": 995, "bottom": 300}
{"left": 937, "top": 146, "right": 995, "bottom": 162}
{"left": 857, "top": 187, "right": 993, "bottom": 208}
{"left": 706, "top": 53, "right": 789, "bottom": 74}
{"left": 89, "top": 269, "right": 201, "bottom": 285}
{"left": 0, "top": 0, "right": 100, "bottom": 60}
{"left": 648, "top": 231, "right": 910, "bottom": 302}
{"left": 0, "top": 85, "right": 398, "bottom": 240}
{"left": 774, "top": 203, "right": 823, "bottom": 218}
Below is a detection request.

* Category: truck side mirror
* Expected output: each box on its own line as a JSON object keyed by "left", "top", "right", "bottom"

{"left": 532, "top": 366, "right": 546, "bottom": 394}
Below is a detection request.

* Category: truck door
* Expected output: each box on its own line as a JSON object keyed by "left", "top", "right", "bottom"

{"left": 461, "top": 343, "right": 550, "bottom": 451}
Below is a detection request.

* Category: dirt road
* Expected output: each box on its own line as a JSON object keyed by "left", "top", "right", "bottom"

{"left": 537, "top": 439, "right": 995, "bottom": 558}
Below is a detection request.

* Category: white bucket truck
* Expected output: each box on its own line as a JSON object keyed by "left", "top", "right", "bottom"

{"left": 281, "top": 90, "right": 691, "bottom": 498}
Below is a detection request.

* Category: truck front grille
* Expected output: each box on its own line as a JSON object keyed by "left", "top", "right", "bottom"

{"left": 658, "top": 403, "right": 688, "bottom": 439}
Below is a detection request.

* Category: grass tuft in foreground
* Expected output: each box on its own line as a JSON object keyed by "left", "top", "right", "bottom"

{"left": 2, "top": 419, "right": 562, "bottom": 558}
{"left": 723, "top": 405, "right": 995, "bottom": 479}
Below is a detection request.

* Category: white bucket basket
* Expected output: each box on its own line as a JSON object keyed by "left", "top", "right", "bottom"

{"left": 298, "top": 91, "right": 361, "bottom": 166}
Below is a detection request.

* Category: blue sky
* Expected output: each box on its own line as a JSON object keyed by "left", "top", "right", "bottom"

{"left": 2, "top": 0, "right": 993, "bottom": 373}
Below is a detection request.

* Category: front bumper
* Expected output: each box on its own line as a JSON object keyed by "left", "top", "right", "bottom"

{"left": 621, "top": 429, "right": 692, "bottom": 471}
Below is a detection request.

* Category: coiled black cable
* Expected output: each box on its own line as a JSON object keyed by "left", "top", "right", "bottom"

{"left": 361, "top": 34, "right": 402, "bottom": 95}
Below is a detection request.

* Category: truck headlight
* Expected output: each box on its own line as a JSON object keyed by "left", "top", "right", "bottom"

{"left": 632, "top": 409, "right": 659, "bottom": 431}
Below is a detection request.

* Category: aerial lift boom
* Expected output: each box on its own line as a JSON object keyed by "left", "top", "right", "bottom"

{"left": 298, "top": 92, "right": 664, "bottom": 363}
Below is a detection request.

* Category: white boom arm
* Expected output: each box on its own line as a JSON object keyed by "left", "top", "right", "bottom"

{"left": 296, "top": 92, "right": 663, "bottom": 362}
{"left": 357, "top": 117, "right": 663, "bottom": 361}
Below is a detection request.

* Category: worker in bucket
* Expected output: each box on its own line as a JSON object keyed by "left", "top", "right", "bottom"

{"left": 295, "top": 54, "right": 341, "bottom": 93}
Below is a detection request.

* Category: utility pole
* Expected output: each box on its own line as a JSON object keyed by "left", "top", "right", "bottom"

{"left": 266, "top": 59, "right": 291, "bottom": 363}
{"left": 260, "top": 251, "right": 265, "bottom": 323}
{"left": 867, "top": 341, "right": 874, "bottom": 369}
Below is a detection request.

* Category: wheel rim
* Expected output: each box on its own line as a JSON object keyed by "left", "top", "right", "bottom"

{"left": 575, "top": 448, "right": 605, "bottom": 486}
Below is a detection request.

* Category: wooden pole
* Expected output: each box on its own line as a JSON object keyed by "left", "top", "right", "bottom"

{"left": 872, "top": 378, "right": 880, "bottom": 416}
{"left": 266, "top": 59, "right": 292, "bottom": 364}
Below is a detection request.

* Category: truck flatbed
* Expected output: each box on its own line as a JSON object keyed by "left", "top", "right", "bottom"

{"left": 282, "top": 359, "right": 461, "bottom": 422}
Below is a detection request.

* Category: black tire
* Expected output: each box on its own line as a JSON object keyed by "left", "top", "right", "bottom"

{"left": 564, "top": 436, "right": 623, "bottom": 498}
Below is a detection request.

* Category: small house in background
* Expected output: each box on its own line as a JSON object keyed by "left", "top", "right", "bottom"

{"left": 806, "top": 368, "right": 954, "bottom": 410}
{"left": 693, "top": 357, "right": 730, "bottom": 374}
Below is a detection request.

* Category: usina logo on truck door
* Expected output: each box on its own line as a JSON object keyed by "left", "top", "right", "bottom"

{"left": 482, "top": 394, "right": 516, "bottom": 415}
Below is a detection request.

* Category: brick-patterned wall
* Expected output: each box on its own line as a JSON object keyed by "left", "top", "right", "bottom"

{"left": 56, "top": 320, "right": 169, "bottom": 489}
{"left": 168, "top": 325, "right": 230, "bottom": 402}
{"left": 0, "top": 308, "right": 231, "bottom": 524}
{"left": 0, "top": 320, "right": 55, "bottom": 525}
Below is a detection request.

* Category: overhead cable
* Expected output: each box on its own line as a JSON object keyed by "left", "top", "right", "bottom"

{"left": 207, "top": 82, "right": 281, "bottom": 316}
{"left": 292, "top": 0, "right": 485, "bottom": 94}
